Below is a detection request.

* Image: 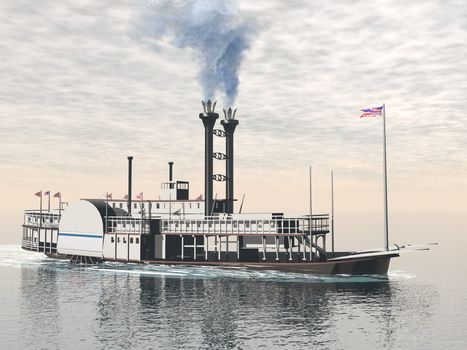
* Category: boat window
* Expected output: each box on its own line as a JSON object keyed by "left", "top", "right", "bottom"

{"left": 134, "top": 203, "right": 137, "bottom": 209}
{"left": 117, "top": 237, "right": 120, "bottom": 243}
{"left": 111, "top": 237, "right": 114, "bottom": 243}
{"left": 156, "top": 203, "right": 160, "bottom": 209}
{"left": 130, "top": 237, "right": 133, "bottom": 244}
{"left": 112, "top": 203, "right": 116, "bottom": 208}
{"left": 177, "top": 183, "right": 188, "bottom": 190}
{"left": 136, "top": 238, "right": 139, "bottom": 244}
{"left": 123, "top": 237, "right": 127, "bottom": 244}
{"left": 119, "top": 203, "right": 122, "bottom": 209}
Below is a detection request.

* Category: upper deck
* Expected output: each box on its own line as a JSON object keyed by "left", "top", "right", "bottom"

{"left": 160, "top": 215, "right": 329, "bottom": 237}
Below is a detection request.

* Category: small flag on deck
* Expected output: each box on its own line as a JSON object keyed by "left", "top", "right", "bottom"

{"left": 44, "top": 191, "right": 50, "bottom": 196}
{"left": 54, "top": 192, "right": 61, "bottom": 198}
{"left": 136, "top": 192, "right": 143, "bottom": 200}
{"left": 360, "top": 106, "right": 384, "bottom": 118}
{"left": 35, "top": 191, "right": 42, "bottom": 197}
{"left": 106, "top": 193, "right": 112, "bottom": 200}
{"left": 195, "top": 194, "right": 202, "bottom": 200}
{"left": 123, "top": 194, "right": 128, "bottom": 200}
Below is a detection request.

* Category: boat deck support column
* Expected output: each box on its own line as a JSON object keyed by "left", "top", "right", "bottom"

{"left": 226, "top": 236, "right": 229, "bottom": 261}
{"left": 288, "top": 237, "right": 293, "bottom": 261}
{"left": 181, "top": 235, "right": 184, "bottom": 260}
{"left": 275, "top": 236, "right": 279, "bottom": 261}
{"left": 302, "top": 236, "right": 306, "bottom": 261}
{"left": 193, "top": 235, "right": 196, "bottom": 260}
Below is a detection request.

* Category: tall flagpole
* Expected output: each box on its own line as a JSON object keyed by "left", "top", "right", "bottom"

{"left": 47, "top": 192, "right": 51, "bottom": 212}
{"left": 58, "top": 193, "right": 62, "bottom": 219}
{"left": 38, "top": 191, "right": 42, "bottom": 252}
{"left": 105, "top": 192, "right": 108, "bottom": 235}
{"left": 382, "top": 103, "right": 389, "bottom": 251}
{"left": 140, "top": 193, "right": 144, "bottom": 236}
{"left": 309, "top": 166, "right": 313, "bottom": 261}
{"left": 331, "top": 170, "right": 335, "bottom": 257}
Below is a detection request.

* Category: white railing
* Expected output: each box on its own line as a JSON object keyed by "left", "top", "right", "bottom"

{"left": 160, "top": 215, "right": 329, "bottom": 236}
{"left": 106, "top": 216, "right": 150, "bottom": 234}
{"left": 21, "top": 239, "right": 38, "bottom": 251}
{"left": 23, "top": 211, "right": 60, "bottom": 228}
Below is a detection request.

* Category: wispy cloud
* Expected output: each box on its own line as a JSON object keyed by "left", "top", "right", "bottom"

{"left": 0, "top": 0, "right": 466, "bottom": 190}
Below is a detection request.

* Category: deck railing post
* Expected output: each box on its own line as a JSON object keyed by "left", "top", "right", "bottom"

{"left": 193, "top": 235, "right": 196, "bottom": 260}
{"left": 275, "top": 236, "right": 279, "bottom": 261}
{"left": 205, "top": 235, "right": 208, "bottom": 261}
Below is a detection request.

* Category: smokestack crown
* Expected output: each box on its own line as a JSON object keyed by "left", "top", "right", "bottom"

{"left": 202, "top": 100, "right": 217, "bottom": 114}
{"left": 200, "top": 100, "right": 219, "bottom": 127}
{"left": 221, "top": 107, "right": 239, "bottom": 131}
{"left": 223, "top": 107, "right": 237, "bottom": 120}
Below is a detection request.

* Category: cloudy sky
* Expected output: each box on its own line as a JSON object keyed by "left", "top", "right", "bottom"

{"left": 1, "top": 0, "right": 466, "bottom": 247}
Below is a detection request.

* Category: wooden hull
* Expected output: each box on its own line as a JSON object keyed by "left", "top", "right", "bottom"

{"left": 40, "top": 250, "right": 398, "bottom": 275}
{"left": 142, "top": 254, "right": 398, "bottom": 275}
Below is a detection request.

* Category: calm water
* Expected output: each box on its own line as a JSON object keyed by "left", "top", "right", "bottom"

{"left": 0, "top": 245, "right": 466, "bottom": 350}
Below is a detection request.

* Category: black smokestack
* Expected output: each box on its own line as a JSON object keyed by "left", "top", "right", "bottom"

{"left": 127, "top": 156, "right": 133, "bottom": 216}
{"left": 168, "top": 161, "right": 174, "bottom": 182}
{"left": 200, "top": 100, "right": 219, "bottom": 216}
{"left": 221, "top": 108, "right": 239, "bottom": 214}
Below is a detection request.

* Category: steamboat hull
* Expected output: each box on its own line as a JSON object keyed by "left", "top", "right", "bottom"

{"left": 141, "top": 254, "right": 398, "bottom": 275}
{"left": 39, "top": 249, "right": 397, "bottom": 275}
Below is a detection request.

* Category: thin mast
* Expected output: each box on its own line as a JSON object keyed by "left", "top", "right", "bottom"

{"left": 105, "top": 192, "right": 108, "bottom": 235}
{"left": 58, "top": 193, "right": 62, "bottom": 219}
{"left": 38, "top": 191, "right": 42, "bottom": 252}
{"left": 309, "top": 166, "right": 313, "bottom": 261}
{"left": 331, "top": 170, "right": 335, "bottom": 257}
{"left": 239, "top": 194, "right": 245, "bottom": 214}
{"left": 140, "top": 193, "right": 143, "bottom": 236}
{"left": 382, "top": 103, "right": 389, "bottom": 251}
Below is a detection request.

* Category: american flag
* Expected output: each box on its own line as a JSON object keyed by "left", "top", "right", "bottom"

{"left": 136, "top": 192, "right": 143, "bottom": 200}
{"left": 360, "top": 106, "right": 384, "bottom": 118}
